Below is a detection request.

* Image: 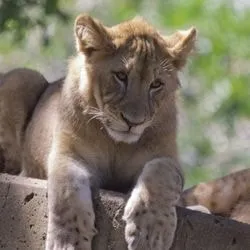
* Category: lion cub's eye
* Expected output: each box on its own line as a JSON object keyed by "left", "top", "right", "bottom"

{"left": 150, "top": 79, "right": 163, "bottom": 90}
{"left": 113, "top": 71, "right": 128, "bottom": 84}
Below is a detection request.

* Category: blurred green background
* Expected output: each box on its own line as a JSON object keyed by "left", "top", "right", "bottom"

{"left": 0, "top": 0, "right": 249, "bottom": 188}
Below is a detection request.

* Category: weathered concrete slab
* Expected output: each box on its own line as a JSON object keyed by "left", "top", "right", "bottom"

{"left": 0, "top": 174, "right": 47, "bottom": 250}
{"left": 1, "top": 173, "right": 250, "bottom": 250}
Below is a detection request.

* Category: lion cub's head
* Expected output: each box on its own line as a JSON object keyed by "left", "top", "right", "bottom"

{"left": 73, "top": 14, "right": 196, "bottom": 143}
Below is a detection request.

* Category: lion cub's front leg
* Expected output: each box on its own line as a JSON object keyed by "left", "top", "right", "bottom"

{"left": 123, "top": 158, "right": 183, "bottom": 250}
{"left": 46, "top": 158, "right": 97, "bottom": 250}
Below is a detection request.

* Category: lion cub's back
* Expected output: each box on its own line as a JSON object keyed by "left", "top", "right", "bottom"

{"left": 22, "top": 79, "right": 63, "bottom": 179}
{"left": 0, "top": 68, "right": 48, "bottom": 174}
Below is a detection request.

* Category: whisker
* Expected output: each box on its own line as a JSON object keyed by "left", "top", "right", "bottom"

{"left": 162, "top": 66, "right": 174, "bottom": 72}
{"left": 162, "top": 64, "right": 173, "bottom": 69}
{"left": 162, "top": 62, "right": 172, "bottom": 68}
{"left": 84, "top": 105, "right": 122, "bottom": 128}
{"left": 121, "top": 56, "right": 128, "bottom": 67}
{"left": 87, "top": 113, "right": 105, "bottom": 124}
{"left": 160, "top": 58, "right": 170, "bottom": 66}
{"left": 87, "top": 115, "right": 97, "bottom": 124}
{"left": 83, "top": 105, "right": 106, "bottom": 124}
{"left": 160, "top": 58, "right": 175, "bottom": 74}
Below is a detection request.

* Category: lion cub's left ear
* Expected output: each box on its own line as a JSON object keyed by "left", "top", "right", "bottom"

{"left": 74, "top": 14, "right": 114, "bottom": 56}
{"left": 165, "top": 27, "right": 197, "bottom": 69}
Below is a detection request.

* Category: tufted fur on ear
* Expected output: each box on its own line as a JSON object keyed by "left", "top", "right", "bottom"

{"left": 74, "top": 14, "right": 115, "bottom": 56}
{"left": 165, "top": 27, "right": 197, "bottom": 69}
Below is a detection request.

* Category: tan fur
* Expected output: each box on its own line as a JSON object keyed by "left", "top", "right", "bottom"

{"left": 0, "top": 68, "right": 48, "bottom": 174}
{"left": 181, "top": 169, "right": 250, "bottom": 223}
{"left": 21, "top": 78, "right": 62, "bottom": 178}
{"left": 0, "top": 15, "right": 196, "bottom": 250}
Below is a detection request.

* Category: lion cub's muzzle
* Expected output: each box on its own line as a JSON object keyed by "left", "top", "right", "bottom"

{"left": 120, "top": 112, "right": 146, "bottom": 128}
{"left": 104, "top": 111, "right": 151, "bottom": 144}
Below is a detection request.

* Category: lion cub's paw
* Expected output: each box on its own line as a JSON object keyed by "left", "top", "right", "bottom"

{"left": 123, "top": 196, "right": 177, "bottom": 250}
{"left": 46, "top": 209, "right": 97, "bottom": 250}
{"left": 46, "top": 241, "right": 75, "bottom": 250}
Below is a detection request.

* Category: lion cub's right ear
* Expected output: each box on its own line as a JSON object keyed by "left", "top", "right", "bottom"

{"left": 165, "top": 27, "right": 197, "bottom": 69}
{"left": 74, "top": 14, "right": 114, "bottom": 56}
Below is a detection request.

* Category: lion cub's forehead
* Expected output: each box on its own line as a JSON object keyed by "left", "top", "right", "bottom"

{"left": 110, "top": 18, "right": 167, "bottom": 65}
{"left": 111, "top": 17, "right": 156, "bottom": 37}
{"left": 110, "top": 17, "right": 165, "bottom": 49}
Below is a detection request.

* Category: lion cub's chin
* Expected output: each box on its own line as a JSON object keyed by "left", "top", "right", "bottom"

{"left": 105, "top": 127, "right": 141, "bottom": 144}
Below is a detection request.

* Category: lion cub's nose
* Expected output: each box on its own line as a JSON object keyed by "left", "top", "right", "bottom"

{"left": 120, "top": 112, "right": 145, "bottom": 127}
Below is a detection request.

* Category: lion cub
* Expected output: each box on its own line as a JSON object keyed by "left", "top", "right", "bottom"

{"left": 0, "top": 68, "right": 48, "bottom": 174}
{"left": 18, "top": 15, "right": 196, "bottom": 249}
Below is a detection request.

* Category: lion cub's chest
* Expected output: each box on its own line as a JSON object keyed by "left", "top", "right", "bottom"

{"left": 103, "top": 151, "right": 146, "bottom": 192}
{"left": 108, "top": 149, "right": 144, "bottom": 190}
{"left": 75, "top": 139, "right": 149, "bottom": 191}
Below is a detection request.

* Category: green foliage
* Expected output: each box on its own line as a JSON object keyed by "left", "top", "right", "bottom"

{"left": 184, "top": 166, "right": 214, "bottom": 189}
{"left": 0, "top": 0, "right": 69, "bottom": 44}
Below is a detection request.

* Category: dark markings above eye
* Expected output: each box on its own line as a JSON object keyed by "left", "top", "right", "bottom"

{"left": 113, "top": 71, "right": 128, "bottom": 83}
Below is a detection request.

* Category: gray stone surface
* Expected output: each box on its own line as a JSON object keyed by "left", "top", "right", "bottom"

{"left": 0, "top": 174, "right": 47, "bottom": 250}
{"left": 1, "top": 173, "right": 250, "bottom": 250}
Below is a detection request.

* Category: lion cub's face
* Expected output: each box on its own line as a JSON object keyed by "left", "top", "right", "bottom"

{"left": 74, "top": 15, "right": 196, "bottom": 143}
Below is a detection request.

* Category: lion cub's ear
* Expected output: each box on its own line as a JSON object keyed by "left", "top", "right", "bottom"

{"left": 74, "top": 14, "right": 114, "bottom": 56}
{"left": 165, "top": 27, "right": 197, "bottom": 69}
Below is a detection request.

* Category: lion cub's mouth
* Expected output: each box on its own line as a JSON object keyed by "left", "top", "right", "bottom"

{"left": 106, "top": 127, "right": 141, "bottom": 144}
{"left": 104, "top": 122, "right": 143, "bottom": 144}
